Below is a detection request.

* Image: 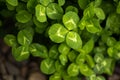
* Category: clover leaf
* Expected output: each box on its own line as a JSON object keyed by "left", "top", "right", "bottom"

{"left": 66, "top": 31, "right": 82, "bottom": 50}
{"left": 48, "top": 23, "right": 68, "bottom": 43}
{"left": 39, "top": 0, "right": 54, "bottom": 6}
{"left": 65, "top": 6, "right": 78, "bottom": 14}
{"left": 6, "top": 0, "right": 18, "bottom": 6}
{"left": 86, "top": 18, "right": 102, "bottom": 33}
{"left": 16, "top": 10, "right": 32, "bottom": 23}
{"left": 58, "top": 43, "right": 70, "bottom": 55}
{"left": 58, "top": 0, "right": 65, "bottom": 6}
{"left": 59, "top": 54, "right": 68, "bottom": 66}
{"left": 29, "top": 43, "right": 48, "bottom": 58}
{"left": 12, "top": 45, "right": 30, "bottom": 61}
{"left": 49, "top": 72, "right": 62, "bottom": 80}
{"left": 46, "top": 3, "right": 63, "bottom": 20}
{"left": 4, "top": 34, "right": 17, "bottom": 47}
{"left": 94, "top": 8, "right": 105, "bottom": 20}
{"left": 78, "top": 0, "right": 90, "bottom": 10}
{"left": 79, "top": 64, "right": 94, "bottom": 76}
{"left": 67, "top": 63, "right": 79, "bottom": 77}
{"left": 35, "top": 4, "right": 47, "bottom": 22}
{"left": 49, "top": 45, "right": 59, "bottom": 59}
{"left": 40, "top": 58, "right": 56, "bottom": 74}
{"left": 63, "top": 11, "right": 80, "bottom": 30}
{"left": 68, "top": 50, "right": 77, "bottom": 62}
{"left": 27, "top": 0, "right": 37, "bottom": 13}
{"left": 17, "top": 27, "right": 34, "bottom": 45}
{"left": 82, "top": 38, "right": 94, "bottom": 54}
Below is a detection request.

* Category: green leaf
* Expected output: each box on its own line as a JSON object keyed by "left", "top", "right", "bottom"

{"left": 94, "top": 8, "right": 105, "bottom": 20}
{"left": 87, "top": 74, "right": 96, "bottom": 80}
{"left": 59, "top": 54, "right": 68, "bottom": 66}
{"left": 40, "top": 58, "right": 56, "bottom": 74}
{"left": 66, "top": 31, "right": 82, "bottom": 50}
{"left": 6, "top": 0, "right": 18, "bottom": 6}
{"left": 65, "top": 6, "right": 78, "bottom": 14}
{"left": 94, "top": 53, "right": 104, "bottom": 63}
{"left": 83, "top": 38, "right": 94, "bottom": 54}
{"left": 6, "top": 3, "right": 15, "bottom": 11}
{"left": 4, "top": 34, "right": 17, "bottom": 47}
{"left": 58, "top": 43, "right": 70, "bottom": 55}
{"left": 68, "top": 50, "right": 77, "bottom": 62}
{"left": 76, "top": 53, "right": 86, "bottom": 65}
{"left": 17, "top": 27, "right": 34, "bottom": 45}
{"left": 39, "top": 0, "right": 54, "bottom": 6}
{"left": 86, "top": 55, "right": 95, "bottom": 68}
{"left": 79, "top": 64, "right": 94, "bottom": 76}
{"left": 29, "top": 43, "right": 48, "bottom": 58}
{"left": 117, "top": 1, "right": 120, "bottom": 14}
{"left": 33, "top": 16, "right": 48, "bottom": 33}
{"left": 49, "top": 72, "right": 62, "bottom": 80}
{"left": 35, "top": 4, "right": 47, "bottom": 22}
{"left": 55, "top": 60, "right": 64, "bottom": 72}
{"left": 106, "top": 37, "right": 116, "bottom": 47}
{"left": 78, "top": 0, "right": 90, "bottom": 10}
{"left": 96, "top": 76, "right": 105, "bottom": 80}
{"left": 49, "top": 45, "right": 59, "bottom": 59}
{"left": 94, "top": 64, "right": 104, "bottom": 74}
{"left": 83, "top": 3, "right": 94, "bottom": 18}
{"left": 63, "top": 11, "right": 79, "bottom": 30}
{"left": 27, "top": 0, "right": 37, "bottom": 13}
{"left": 46, "top": 3, "right": 63, "bottom": 20}
{"left": 16, "top": 10, "right": 32, "bottom": 23}
{"left": 86, "top": 19, "right": 102, "bottom": 33}
{"left": 78, "top": 18, "right": 86, "bottom": 30}
{"left": 101, "top": 58, "right": 115, "bottom": 75}
{"left": 94, "top": 0, "right": 102, "bottom": 7}
{"left": 67, "top": 63, "right": 79, "bottom": 77}
{"left": 58, "top": 0, "right": 65, "bottom": 6}
{"left": 12, "top": 45, "right": 30, "bottom": 61}
{"left": 48, "top": 23, "right": 68, "bottom": 43}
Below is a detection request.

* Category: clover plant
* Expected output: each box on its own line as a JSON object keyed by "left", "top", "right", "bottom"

{"left": 1, "top": 0, "right": 120, "bottom": 80}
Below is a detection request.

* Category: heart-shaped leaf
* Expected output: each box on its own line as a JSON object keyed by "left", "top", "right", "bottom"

{"left": 79, "top": 64, "right": 94, "bottom": 76}
{"left": 35, "top": 4, "right": 47, "bottom": 22}
{"left": 12, "top": 45, "right": 30, "bottom": 61}
{"left": 86, "top": 19, "right": 102, "bottom": 33}
{"left": 29, "top": 43, "right": 48, "bottom": 58}
{"left": 4, "top": 34, "right": 17, "bottom": 47}
{"left": 48, "top": 23, "right": 68, "bottom": 43}
{"left": 59, "top": 54, "right": 68, "bottom": 66}
{"left": 40, "top": 58, "right": 56, "bottom": 74}
{"left": 49, "top": 45, "right": 59, "bottom": 59}
{"left": 17, "top": 27, "right": 34, "bottom": 45}
{"left": 63, "top": 11, "right": 79, "bottom": 30}
{"left": 68, "top": 50, "right": 77, "bottom": 62}
{"left": 16, "top": 10, "right": 32, "bottom": 23}
{"left": 67, "top": 63, "right": 79, "bottom": 77}
{"left": 65, "top": 6, "right": 78, "bottom": 14}
{"left": 46, "top": 3, "right": 63, "bottom": 20}
{"left": 58, "top": 0, "right": 65, "bottom": 6}
{"left": 58, "top": 43, "right": 70, "bottom": 55}
{"left": 66, "top": 31, "right": 82, "bottom": 50}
